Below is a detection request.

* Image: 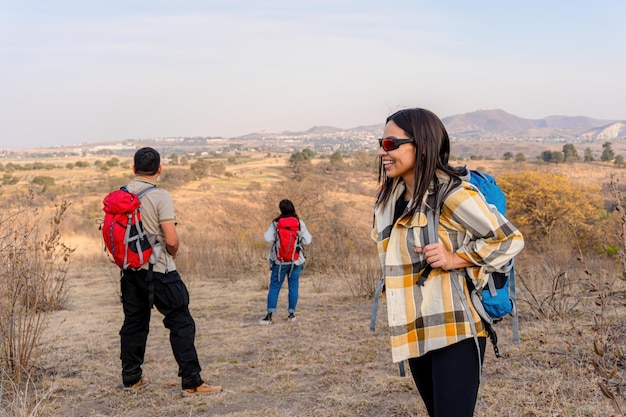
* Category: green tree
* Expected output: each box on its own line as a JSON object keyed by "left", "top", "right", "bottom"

{"left": 503, "top": 152, "right": 514, "bottom": 161}
{"left": 329, "top": 151, "right": 344, "bottom": 165}
{"left": 170, "top": 153, "right": 179, "bottom": 165}
{"left": 550, "top": 151, "right": 564, "bottom": 164}
{"left": 540, "top": 150, "right": 564, "bottom": 164}
{"left": 562, "top": 144, "right": 579, "bottom": 161}
{"left": 32, "top": 176, "right": 55, "bottom": 192}
{"left": 289, "top": 150, "right": 311, "bottom": 167}
{"left": 190, "top": 159, "right": 211, "bottom": 179}
{"left": 302, "top": 148, "right": 316, "bottom": 160}
{"left": 583, "top": 148, "right": 594, "bottom": 162}
{"left": 601, "top": 141, "right": 614, "bottom": 162}
{"left": 514, "top": 153, "right": 526, "bottom": 162}
{"left": 539, "top": 150, "right": 553, "bottom": 163}
{"left": 105, "top": 157, "right": 120, "bottom": 168}
{"left": 615, "top": 155, "right": 625, "bottom": 167}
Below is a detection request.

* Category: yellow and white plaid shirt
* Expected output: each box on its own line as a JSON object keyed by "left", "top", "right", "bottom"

{"left": 372, "top": 176, "right": 524, "bottom": 363}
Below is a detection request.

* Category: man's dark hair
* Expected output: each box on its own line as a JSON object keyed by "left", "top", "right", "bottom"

{"left": 134, "top": 147, "right": 160, "bottom": 175}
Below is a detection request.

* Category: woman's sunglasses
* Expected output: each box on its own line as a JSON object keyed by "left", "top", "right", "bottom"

{"left": 378, "top": 137, "right": 414, "bottom": 151}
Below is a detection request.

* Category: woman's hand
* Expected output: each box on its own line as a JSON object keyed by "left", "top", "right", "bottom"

{"left": 415, "top": 243, "right": 473, "bottom": 270}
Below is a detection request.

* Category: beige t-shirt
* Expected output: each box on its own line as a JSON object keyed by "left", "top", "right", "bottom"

{"left": 126, "top": 178, "right": 177, "bottom": 274}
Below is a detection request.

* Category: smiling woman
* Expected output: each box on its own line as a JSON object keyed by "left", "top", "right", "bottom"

{"left": 371, "top": 107, "right": 524, "bottom": 417}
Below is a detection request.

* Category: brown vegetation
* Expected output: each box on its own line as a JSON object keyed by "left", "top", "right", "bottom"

{"left": 0, "top": 150, "right": 625, "bottom": 416}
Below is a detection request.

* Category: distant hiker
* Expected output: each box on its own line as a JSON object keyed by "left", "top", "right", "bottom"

{"left": 371, "top": 108, "right": 524, "bottom": 416}
{"left": 117, "top": 147, "right": 222, "bottom": 395}
{"left": 259, "top": 199, "right": 312, "bottom": 325}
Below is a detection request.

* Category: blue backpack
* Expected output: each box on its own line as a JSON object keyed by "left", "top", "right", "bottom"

{"left": 468, "top": 170, "right": 506, "bottom": 214}
{"left": 467, "top": 170, "right": 516, "bottom": 327}
{"left": 434, "top": 170, "right": 517, "bottom": 360}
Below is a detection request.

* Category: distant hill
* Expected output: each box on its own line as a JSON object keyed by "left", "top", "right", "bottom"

{"left": 238, "top": 109, "right": 623, "bottom": 142}
{"left": 440, "top": 109, "right": 619, "bottom": 141}
{"left": 4, "top": 109, "right": 624, "bottom": 156}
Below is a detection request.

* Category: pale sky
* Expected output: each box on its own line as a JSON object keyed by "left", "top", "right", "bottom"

{"left": 1, "top": 0, "right": 624, "bottom": 148}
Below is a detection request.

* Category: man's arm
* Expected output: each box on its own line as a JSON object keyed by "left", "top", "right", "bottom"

{"left": 161, "top": 221, "right": 179, "bottom": 259}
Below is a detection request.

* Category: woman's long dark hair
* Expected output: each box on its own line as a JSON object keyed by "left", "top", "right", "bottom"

{"left": 273, "top": 199, "right": 299, "bottom": 222}
{"left": 376, "top": 108, "right": 462, "bottom": 216}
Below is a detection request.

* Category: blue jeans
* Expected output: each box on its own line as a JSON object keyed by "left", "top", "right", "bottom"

{"left": 266, "top": 263, "right": 302, "bottom": 313}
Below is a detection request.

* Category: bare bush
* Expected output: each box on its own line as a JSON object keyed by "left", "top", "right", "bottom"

{"left": 609, "top": 173, "right": 626, "bottom": 280}
{"left": 516, "top": 248, "right": 586, "bottom": 320}
{"left": 341, "top": 255, "right": 380, "bottom": 298}
{"left": 177, "top": 227, "right": 266, "bottom": 280}
{"left": 588, "top": 174, "right": 626, "bottom": 415}
{"left": 514, "top": 173, "right": 626, "bottom": 415}
{"left": 0, "top": 191, "right": 74, "bottom": 387}
{"left": 0, "top": 369, "right": 55, "bottom": 417}
{"left": 175, "top": 194, "right": 268, "bottom": 281}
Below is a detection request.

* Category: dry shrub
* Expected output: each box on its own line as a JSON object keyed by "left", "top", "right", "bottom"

{"left": 178, "top": 227, "right": 266, "bottom": 279}
{"left": 512, "top": 172, "right": 626, "bottom": 415}
{"left": 158, "top": 166, "right": 193, "bottom": 189}
{"left": 174, "top": 193, "right": 267, "bottom": 280}
{"left": 342, "top": 255, "right": 381, "bottom": 298}
{"left": 515, "top": 245, "right": 587, "bottom": 320}
{"left": 588, "top": 174, "right": 626, "bottom": 415}
{"left": 0, "top": 370, "right": 54, "bottom": 417}
{"left": 0, "top": 190, "right": 74, "bottom": 414}
{"left": 499, "top": 170, "right": 605, "bottom": 250}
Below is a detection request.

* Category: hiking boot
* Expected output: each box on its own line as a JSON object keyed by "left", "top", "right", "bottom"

{"left": 182, "top": 382, "right": 223, "bottom": 396}
{"left": 123, "top": 377, "right": 149, "bottom": 391}
{"left": 287, "top": 313, "right": 296, "bottom": 322}
{"left": 259, "top": 313, "right": 272, "bottom": 325}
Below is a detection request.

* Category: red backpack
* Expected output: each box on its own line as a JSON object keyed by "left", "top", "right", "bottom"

{"left": 102, "top": 186, "right": 156, "bottom": 269}
{"left": 275, "top": 217, "right": 301, "bottom": 262}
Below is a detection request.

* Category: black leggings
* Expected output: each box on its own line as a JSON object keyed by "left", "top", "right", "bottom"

{"left": 408, "top": 337, "right": 487, "bottom": 417}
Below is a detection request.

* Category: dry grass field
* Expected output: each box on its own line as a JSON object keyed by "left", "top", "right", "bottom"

{"left": 2, "top": 150, "right": 626, "bottom": 416}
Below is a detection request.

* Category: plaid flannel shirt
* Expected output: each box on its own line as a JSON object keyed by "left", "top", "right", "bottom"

{"left": 372, "top": 176, "right": 524, "bottom": 363}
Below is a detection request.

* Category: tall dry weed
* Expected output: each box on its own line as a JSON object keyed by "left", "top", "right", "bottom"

{"left": 0, "top": 190, "right": 74, "bottom": 413}
{"left": 587, "top": 174, "right": 626, "bottom": 415}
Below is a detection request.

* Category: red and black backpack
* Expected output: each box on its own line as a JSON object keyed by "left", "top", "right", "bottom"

{"left": 101, "top": 186, "right": 156, "bottom": 269}
{"left": 274, "top": 216, "right": 301, "bottom": 262}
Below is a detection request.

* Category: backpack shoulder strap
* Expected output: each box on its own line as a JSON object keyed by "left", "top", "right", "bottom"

{"left": 136, "top": 185, "right": 157, "bottom": 199}
{"left": 416, "top": 184, "right": 448, "bottom": 286}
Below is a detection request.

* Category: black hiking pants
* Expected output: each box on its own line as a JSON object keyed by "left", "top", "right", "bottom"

{"left": 119, "top": 269, "right": 203, "bottom": 389}
{"left": 408, "top": 337, "right": 486, "bottom": 417}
